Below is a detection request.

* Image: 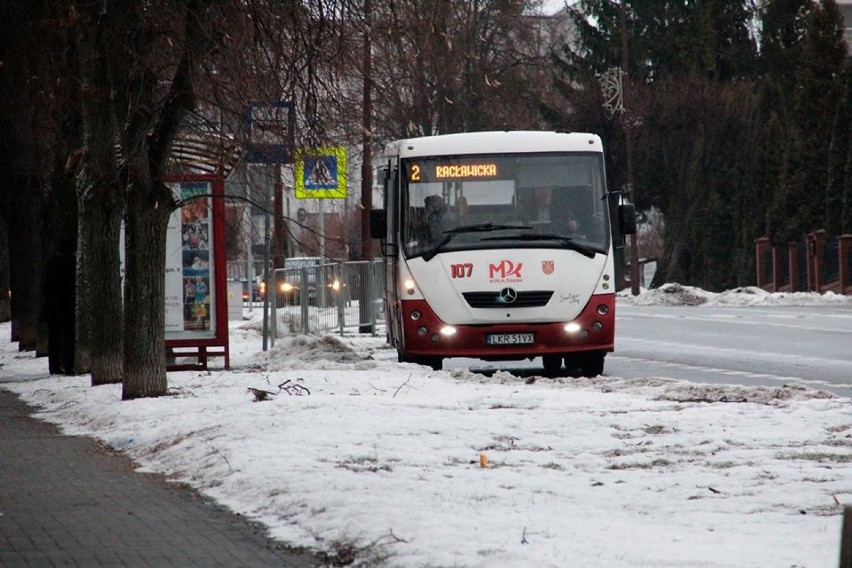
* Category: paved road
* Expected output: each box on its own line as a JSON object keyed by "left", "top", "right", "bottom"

{"left": 447, "top": 303, "right": 852, "bottom": 397}
{"left": 0, "top": 388, "right": 321, "bottom": 568}
{"left": 612, "top": 303, "right": 852, "bottom": 397}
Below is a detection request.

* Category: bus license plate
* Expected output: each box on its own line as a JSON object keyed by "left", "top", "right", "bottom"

{"left": 486, "top": 333, "right": 534, "bottom": 345}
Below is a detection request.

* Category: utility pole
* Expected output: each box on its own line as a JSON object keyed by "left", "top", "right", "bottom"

{"left": 360, "top": 0, "right": 373, "bottom": 262}
{"left": 274, "top": 163, "right": 284, "bottom": 268}
{"left": 620, "top": 0, "right": 640, "bottom": 296}
{"left": 358, "top": 0, "right": 374, "bottom": 334}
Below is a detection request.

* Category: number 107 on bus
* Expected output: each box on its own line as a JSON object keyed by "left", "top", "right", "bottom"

{"left": 451, "top": 263, "right": 473, "bottom": 278}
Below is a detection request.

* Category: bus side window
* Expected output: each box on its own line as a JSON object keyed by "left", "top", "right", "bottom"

{"left": 408, "top": 207, "right": 427, "bottom": 240}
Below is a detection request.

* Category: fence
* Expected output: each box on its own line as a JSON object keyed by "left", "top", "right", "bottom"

{"left": 755, "top": 231, "right": 852, "bottom": 295}
{"left": 263, "top": 259, "right": 385, "bottom": 341}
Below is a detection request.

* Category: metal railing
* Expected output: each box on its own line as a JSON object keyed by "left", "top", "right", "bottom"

{"left": 265, "top": 259, "right": 384, "bottom": 342}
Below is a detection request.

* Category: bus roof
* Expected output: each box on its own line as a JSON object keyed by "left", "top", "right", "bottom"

{"left": 384, "top": 131, "right": 603, "bottom": 159}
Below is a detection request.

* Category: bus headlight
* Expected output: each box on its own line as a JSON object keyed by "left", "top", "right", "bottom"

{"left": 440, "top": 326, "right": 457, "bottom": 336}
{"left": 592, "top": 321, "right": 603, "bottom": 332}
{"left": 331, "top": 279, "right": 340, "bottom": 291}
{"left": 281, "top": 282, "right": 293, "bottom": 293}
{"left": 564, "top": 322, "right": 582, "bottom": 333}
{"left": 410, "top": 310, "right": 422, "bottom": 320}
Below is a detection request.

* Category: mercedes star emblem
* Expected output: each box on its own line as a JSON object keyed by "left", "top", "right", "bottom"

{"left": 498, "top": 287, "right": 518, "bottom": 304}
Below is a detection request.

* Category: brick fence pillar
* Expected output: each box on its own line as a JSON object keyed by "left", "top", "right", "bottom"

{"left": 811, "top": 230, "right": 827, "bottom": 292}
{"left": 839, "top": 234, "right": 852, "bottom": 295}
{"left": 789, "top": 241, "right": 800, "bottom": 292}
{"left": 755, "top": 237, "right": 771, "bottom": 290}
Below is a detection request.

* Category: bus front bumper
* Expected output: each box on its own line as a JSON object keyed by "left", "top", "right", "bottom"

{"left": 400, "top": 294, "right": 615, "bottom": 360}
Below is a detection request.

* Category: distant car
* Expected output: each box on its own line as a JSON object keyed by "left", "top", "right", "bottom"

{"left": 241, "top": 280, "right": 264, "bottom": 302}
{"left": 278, "top": 257, "right": 323, "bottom": 305}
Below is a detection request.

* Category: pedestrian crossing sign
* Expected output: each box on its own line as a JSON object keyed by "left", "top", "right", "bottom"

{"left": 295, "top": 146, "right": 347, "bottom": 199}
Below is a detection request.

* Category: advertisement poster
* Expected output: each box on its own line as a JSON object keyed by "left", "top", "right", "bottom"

{"left": 165, "top": 182, "right": 215, "bottom": 338}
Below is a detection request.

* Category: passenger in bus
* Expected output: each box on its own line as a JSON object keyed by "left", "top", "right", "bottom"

{"left": 424, "top": 194, "right": 456, "bottom": 243}
{"left": 523, "top": 186, "right": 579, "bottom": 232}
{"left": 456, "top": 196, "right": 469, "bottom": 222}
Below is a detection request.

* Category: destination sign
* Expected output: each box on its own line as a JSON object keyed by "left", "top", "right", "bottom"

{"left": 435, "top": 163, "right": 497, "bottom": 179}
{"left": 407, "top": 161, "right": 499, "bottom": 183}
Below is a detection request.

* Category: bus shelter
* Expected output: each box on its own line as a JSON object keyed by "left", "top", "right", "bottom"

{"left": 164, "top": 173, "right": 230, "bottom": 370}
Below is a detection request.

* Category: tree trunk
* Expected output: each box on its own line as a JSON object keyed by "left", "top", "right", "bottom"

{"left": 75, "top": 0, "right": 126, "bottom": 384}
{"left": 9, "top": 174, "right": 43, "bottom": 351}
{"left": 0, "top": 207, "right": 10, "bottom": 322}
{"left": 122, "top": 186, "right": 170, "bottom": 400}
{"left": 77, "top": 192, "right": 124, "bottom": 384}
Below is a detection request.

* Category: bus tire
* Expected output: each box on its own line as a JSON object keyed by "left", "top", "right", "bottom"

{"left": 401, "top": 353, "right": 443, "bottom": 371}
{"left": 408, "top": 356, "right": 441, "bottom": 371}
{"left": 580, "top": 353, "right": 605, "bottom": 377}
{"left": 542, "top": 355, "right": 563, "bottom": 373}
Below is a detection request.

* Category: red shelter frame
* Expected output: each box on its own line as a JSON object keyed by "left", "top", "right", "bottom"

{"left": 164, "top": 173, "right": 230, "bottom": 370}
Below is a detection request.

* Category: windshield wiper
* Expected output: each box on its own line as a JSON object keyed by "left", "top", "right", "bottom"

{"left": 481, "top": 233, "right": 599, "bottom": 259}
{"left": 422, "top": 223, "right": 532, "bottom": 262}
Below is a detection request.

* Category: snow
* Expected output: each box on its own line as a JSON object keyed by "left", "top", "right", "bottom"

{"left": 1, "top": 284, "right": 850, "bottom": 567}
{"left": 619, "top": 282, "right": 852, "bottom": 308}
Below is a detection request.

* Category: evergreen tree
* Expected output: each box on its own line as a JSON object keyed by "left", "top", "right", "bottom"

{"left": 826, "top": 59, "right": 852, "bottom": 235}
{"left": 732, "top": 76, "right": 788, "bottom": 281}
{"left": 548, "top": 0, "right": 759, "bottom": 289}
{"left": 844, "top": 121, "right": 852, "bottom": 234}
{"left": 759, "top": 0, "right": 810, "bottom": 90}
{"left": 767, "top": 0, "right": 846, "bottom": 244}
{"left": 565, "top": 0, "right": 755, "bottom": 82}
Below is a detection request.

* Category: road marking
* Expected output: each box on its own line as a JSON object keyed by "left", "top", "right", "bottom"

{"left": 608, "top": 355, "right": 852, "bottom": 392}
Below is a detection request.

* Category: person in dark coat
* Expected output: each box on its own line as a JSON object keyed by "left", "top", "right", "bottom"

{"left": 423, "top": 194, "right": 458, "bottom": 244}
{"left": 521, "top": 186, "right": 579, "bottom": 232}
{"left": 41, "top": 240, "right": 76, "bottom": 375}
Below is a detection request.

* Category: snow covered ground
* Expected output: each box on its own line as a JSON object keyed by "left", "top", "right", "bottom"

{"left": 1, "top": 285, "right": 850, "bottom": 567}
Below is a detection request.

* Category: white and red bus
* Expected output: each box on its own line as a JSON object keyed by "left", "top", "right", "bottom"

{"left": 370, "top": 131, "right": 635, "bottom": 375}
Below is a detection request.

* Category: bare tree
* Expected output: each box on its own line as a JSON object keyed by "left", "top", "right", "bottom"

{"left": 368, "top": 0, "right": 551, "bottom": 142}
{"left": 1, "top": 0, "right": 564, "bottom": 397}
{"left": 0, "top": 0, "right": 75, "bottom": 348}
{"left": 73, "top": 0, "right": 127, "bottom": 384}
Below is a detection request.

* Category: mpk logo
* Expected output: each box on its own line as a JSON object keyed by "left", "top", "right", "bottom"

{"left": 542, "top": 260, "right": 554, "bottom": 275}
{"left": 489, "top": 260, "right": 523, "bottom": 283}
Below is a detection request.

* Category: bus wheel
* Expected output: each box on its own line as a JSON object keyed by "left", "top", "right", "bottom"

{"left": 413, "top": 357, "right": 442, "bottom": 371}
{"left": 404, "top": 355, "right": 443, "bottom": 371}
{"left": 580, "top": 353, "right": 605, "bottom": 377}
{"left": 542, "top": 355, "right": 563, "bottom": 373}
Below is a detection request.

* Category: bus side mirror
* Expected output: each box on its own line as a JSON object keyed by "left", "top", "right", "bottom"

{"left": 619, "top": 203, "right": 637, "bottom": 235}
{"left": 369, "top": 209, "right": 386, "bottom": 239}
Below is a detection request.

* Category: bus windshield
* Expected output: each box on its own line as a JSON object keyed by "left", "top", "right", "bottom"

{"left": 400, "top": 152, "right": 609, "bottom": 259}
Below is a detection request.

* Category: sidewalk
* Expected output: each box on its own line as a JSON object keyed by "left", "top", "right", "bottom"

{"left": 0, "top": 387, "right": 321, "bottom": 568}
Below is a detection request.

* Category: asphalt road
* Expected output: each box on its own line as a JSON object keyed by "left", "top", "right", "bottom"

{"left": 448, "top": 303, "right": 852, "bottom": 397}
{"left": 611, "top": 303, "right": 852, "bottom": 396}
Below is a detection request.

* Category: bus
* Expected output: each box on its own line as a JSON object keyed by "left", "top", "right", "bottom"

{"left": 369, "top": 131, "right": 636, "bottom": 375}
